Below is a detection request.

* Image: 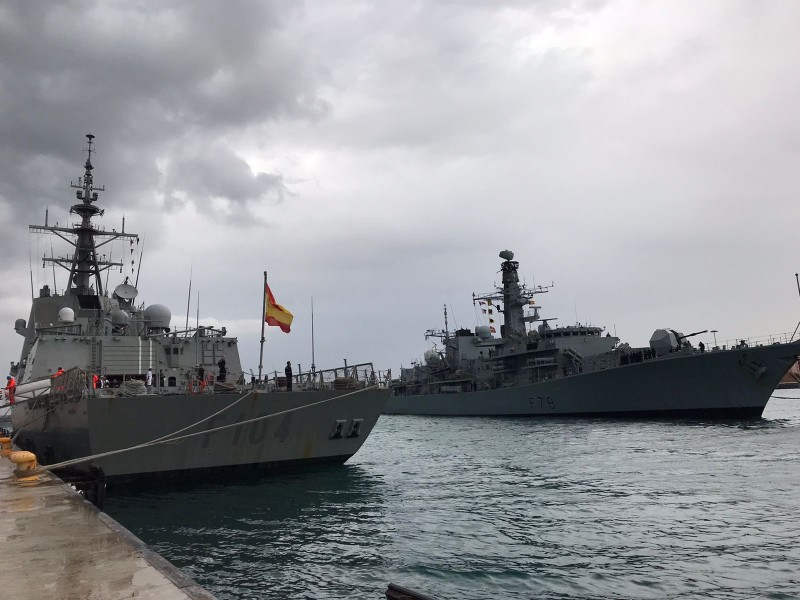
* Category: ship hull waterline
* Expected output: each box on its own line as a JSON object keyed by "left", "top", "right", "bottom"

{"left": 386, "top": 343, "right": 800, "bottom": 417}
{"left": 12, "top": 387, "right": 388, "bottom": 485}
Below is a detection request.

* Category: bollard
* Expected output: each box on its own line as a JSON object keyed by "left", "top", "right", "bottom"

{"left": 9, "top": 450, "right": 38, "bottom": 480}
{"left": 0, "top": 437, "right": 11, "bottom": 457}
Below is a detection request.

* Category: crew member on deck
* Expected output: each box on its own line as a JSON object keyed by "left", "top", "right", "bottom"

{"left": 52, "top": 366, "right": 65, "bottom": 392}
{"left": 5, "top": 375, "right": 16, "bottom": 404}
{"left": 146, "top": 368, "right": 153, "bottom": 393}
{"left": 217, "top": 357, "right": 227, "bottom": 383}
{"left": 197, "top": 364, "right": 206, "bottom": 393}
{"left": 285, "top": 361, "right": 293, "bottom": 391}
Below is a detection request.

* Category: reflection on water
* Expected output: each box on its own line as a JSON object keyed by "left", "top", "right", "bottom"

{"left": 105, "top": 392, "right": 800, "bottom": 599}
{"left": 106, "top": 466, "right": 393, "bottom": 598}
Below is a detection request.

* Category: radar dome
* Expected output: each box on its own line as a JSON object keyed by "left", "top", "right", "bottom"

{"left": 110, "top": 310, "right": 130, "bottom": 326}
{"left": 475, "top": 325, "right": 492, "bottom": 339}
{"left": 58, "top": 307, "right": 75, "bottom": 324}
{"left": 424, "top": 350, "right": 441, "bottom": 365}
{"left": 499, "top": 249, "right": 514, "bottom": 261}
{"left": 144, "top": 304, "right": 171, "bottom": 329}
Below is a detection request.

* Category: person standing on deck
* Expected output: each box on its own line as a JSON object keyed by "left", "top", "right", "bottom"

{"left": 53, "top": 367, "right": 65, "bottom": 392}
{"left": 146, "top": 368, "right": 153, "bottom": 393}
{"left": 196, "top": 364, "right": 206, "bottom": 393}
{"left": 217, "top": 357, "right": 227, "bottom": 383}
{"left": 285, "top": 361, "right": 293, "bottom": 391}
{"left": 4, "top": 376, "right": 16, "bottom": 404}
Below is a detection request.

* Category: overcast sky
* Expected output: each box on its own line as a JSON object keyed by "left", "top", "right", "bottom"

{"left": 1, "top": 0, "right": 798, "bottom": 379}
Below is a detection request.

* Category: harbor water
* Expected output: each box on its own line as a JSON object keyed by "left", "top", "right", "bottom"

{"left": 104, "top": 391, "right": 800, "bottom": 599}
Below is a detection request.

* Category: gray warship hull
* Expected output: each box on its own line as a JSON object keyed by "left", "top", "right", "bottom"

{"left": 13, "top": 388, "right": 387, "bottom": 484}
{"left": 386, "top": 342, "right": 800, "bottom": 417}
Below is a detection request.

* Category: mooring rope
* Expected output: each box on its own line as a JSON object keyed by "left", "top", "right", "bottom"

{"left": 11, "top": 396, "right": 77, "bottom": 445}
{"left": 1, "top": 385, "right": 378, "bottom": 482}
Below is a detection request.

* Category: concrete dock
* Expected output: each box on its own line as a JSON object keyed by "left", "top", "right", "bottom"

{"left": 0, "top": 455, "right": 214, "bottom": 599}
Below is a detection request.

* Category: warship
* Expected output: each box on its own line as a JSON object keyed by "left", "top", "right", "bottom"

{"left": 386, "top": 250, "right": 800, "bottom": 417}
{"left": 7, "top": 135, "right": 388, "bottom": 485}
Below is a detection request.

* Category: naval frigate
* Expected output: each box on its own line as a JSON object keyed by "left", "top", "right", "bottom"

{"left": 386, "top": 250, "right": 800, "bottom": 417}
{"left": 8, "top": 134, "right": 388, "bottom": 485}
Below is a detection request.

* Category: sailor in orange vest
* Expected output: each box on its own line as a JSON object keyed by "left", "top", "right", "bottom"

{"left": 53, "top": 366, "right": 65, "bottom": 392}
{"left": 4, "top": 376, "right": 16, "bottom": 405}
{"left": 92, "top": 373, "right": 100, "bottom": 389}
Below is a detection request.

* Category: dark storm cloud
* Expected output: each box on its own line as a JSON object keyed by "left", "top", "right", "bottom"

{"left": 164, "top": 143, "right": 289, "bottom": 217}
{"left": 0, "top": 0, "right": 326, "bottom": 231}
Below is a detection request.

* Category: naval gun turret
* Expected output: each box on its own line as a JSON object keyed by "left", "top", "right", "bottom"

{"left": 650, "top": 328, "right": 708, "bottom": 356}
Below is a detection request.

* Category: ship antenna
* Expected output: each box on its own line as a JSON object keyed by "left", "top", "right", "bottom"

{"left": 134, "top": 235, "right": 145, "bottom": 288}
{"left": 85, "top": 133, "right": 95, "bottom": 165}
{"left": 311, "top": 296, "right": 316, "bottom": 379}
{"left": 790, "top": 273, "right": 800, "bottom": 342}
{"left": 184, "top": 265, "right": 193, "bottom": 337}
{"left": 28, "top": 246, "right": 34, "bottom": 300}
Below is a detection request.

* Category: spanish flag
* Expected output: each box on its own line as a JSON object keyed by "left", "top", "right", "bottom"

{"left": 265, "top": 283, "right": 293, "bottom": 333}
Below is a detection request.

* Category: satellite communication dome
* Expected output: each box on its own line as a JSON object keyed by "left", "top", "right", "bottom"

{"left": 144, "top": 304, "right": 172, "bottom": 329}
{"left": 110, "top": 310, "right": 130, "bottom": 326}
{"left": 475, "top": 325, "right": 492, "bottom": 339}
{"left": 113, "top": 283, "right": 139, "bottom": 301}
{"left": 424, "top": 349, "right": 441, "bottom": 365}
{"left": 58, "top": 307, "right": 75, "bottom": 323}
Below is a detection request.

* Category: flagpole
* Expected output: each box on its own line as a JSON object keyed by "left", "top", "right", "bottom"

{"left": 195, "top": 290, "right": 200, "bottom": 368}
{"left": 311, "top": 296, "right": 316, "bottom": 381}
{"left": 258, "top": 271, "right": 267, "bottom": 383}
{"left": 184, "top": 264, "right": 192, "bottom": 337}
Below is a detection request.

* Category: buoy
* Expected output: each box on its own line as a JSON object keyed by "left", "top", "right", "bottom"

{"left": 0, "top": 436, "right": 11, "bottom": 457}
{"left": 9, "top": 450, "right": 38, "bottom": 479}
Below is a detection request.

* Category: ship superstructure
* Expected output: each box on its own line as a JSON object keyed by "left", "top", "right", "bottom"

{"left": 13, "top": 134, "right": 243, "bottom": 390}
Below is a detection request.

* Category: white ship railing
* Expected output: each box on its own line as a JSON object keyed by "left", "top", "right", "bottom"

{"left": 717, "top": 332, "right": 797, "bottom": 349}
{"left": 262, "top": 362, "right": 390, "bottom": 391}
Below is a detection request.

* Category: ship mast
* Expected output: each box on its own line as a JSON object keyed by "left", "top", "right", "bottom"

{"left": 473, "top": 250, "right": 551, "bottom": 339}
{"left": 30, "top": 134, "right": 139, "bottom": 297}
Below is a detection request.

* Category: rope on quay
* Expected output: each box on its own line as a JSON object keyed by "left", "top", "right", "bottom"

{"left": 0, "top": 385, "right": 378, "bottom": 484}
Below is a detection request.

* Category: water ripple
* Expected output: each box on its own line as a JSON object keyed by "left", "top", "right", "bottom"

{"left": 104, "top": 394, "right": 800, "bottom": 599}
